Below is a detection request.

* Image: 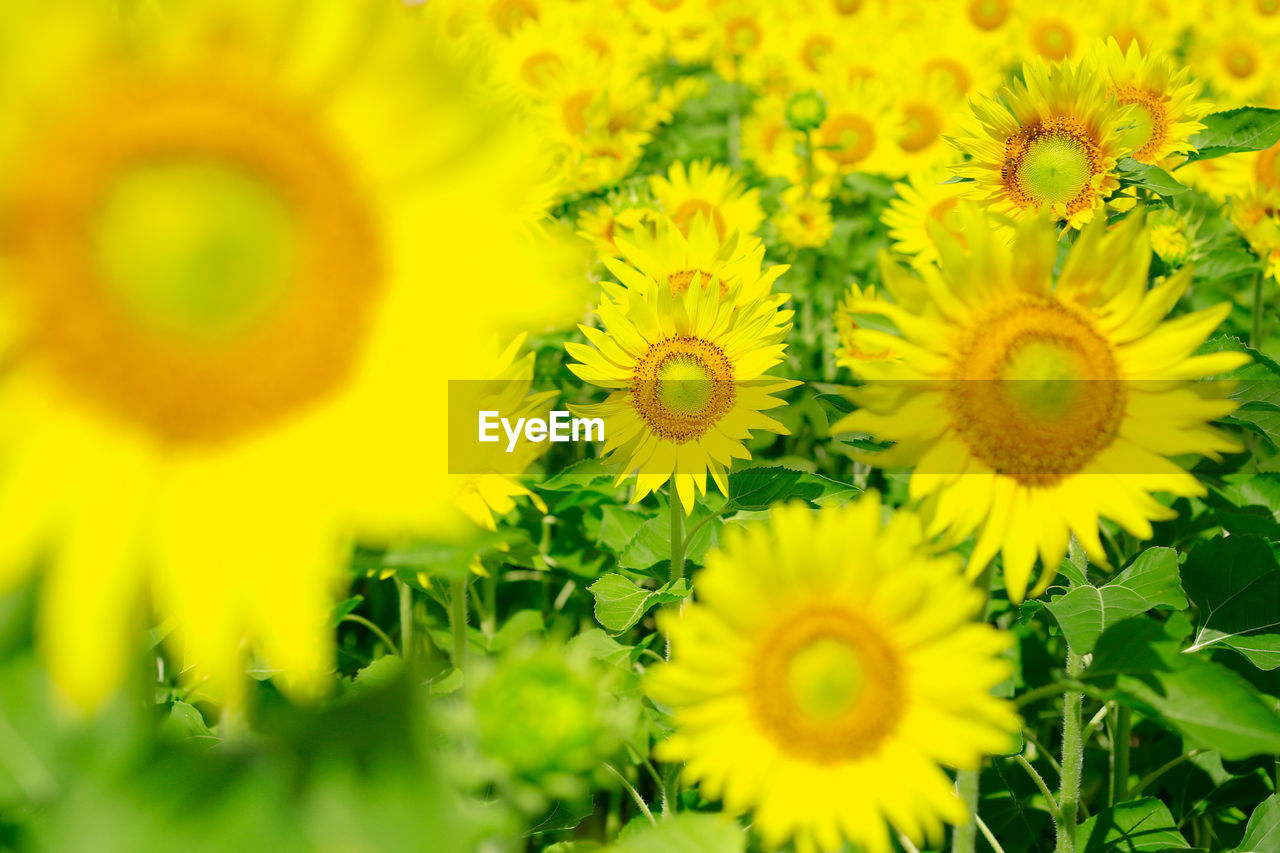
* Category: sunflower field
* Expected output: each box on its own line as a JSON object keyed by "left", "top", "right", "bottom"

{"left": 8, "top": 1, "right": 1280, "bottom": 852}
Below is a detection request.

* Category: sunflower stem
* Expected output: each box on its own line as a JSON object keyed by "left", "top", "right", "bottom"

{"left": 395, "top": 577, "right": 414, "bottom": 662}
{"left": 952, "top": 564, "right": 995, "bottom": 853}
{"left": 449, "top": 575, "right": 469, "bottom": 674}
{"left": 669, "top": 493, "right": 686, "bottom": 585}
{"left": 1110, "top": 705, "right": 1131, "bottom": 806}
{"left": 1252, "top": 268, "right": 1265, "bottom": 349}
{"left": 1056, "top": 648, "right": 1086, "bottom": 853}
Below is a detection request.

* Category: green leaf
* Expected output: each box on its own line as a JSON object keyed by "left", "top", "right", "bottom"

{"left": 353, "top": 655, "right": 406, "bottom": 692}
{"left": 617, "top": 512, "right": 722, "bottom": 571}
{"left": 527, "top": 798, "right": 597, "bottom": 836}
{"left": 1183, "top": 536, "right": 1280, "bottom": 669}
{"left": 723, "top": 466, "right": 824, "bottom": 511}
{"left": 1076, "top": 797, "right": 1189, "bottom": 851}
{"left": 1234, "top": 794, "right": 1280, "bottom": 853}
{"left": 1118, "top": 157, "right": 1187, "bottom": 197}
{"left": 1088, "top": 615, "right": 1280, "bottom": 759}
{"left": 1195, "top": 249, "right": 1265, "bottom": 283}
{"left": 588, "top": 573, "right": 690, "bottom": 634}
{"left": 1188, "top": 107, "right": 1280, "bottom": 160}
{"left": 330, "top": 595, "right": 364, "bottom": 627}
{"left": 597, "top": 505, "right": 649, "bottom": 553}
{"left": 1045, "top": 548, "right": 1186, "bottom": 653}
{"left": 607, "top": 814, "right": 745, "bottom": 853}
{"left": 164, "top": 701, "right": 216, "bottom": 743}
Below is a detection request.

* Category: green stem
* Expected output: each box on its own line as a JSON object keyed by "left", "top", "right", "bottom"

{"left": 669, "top": 494, "right": 686, "bottom": 585}
{"left": 803, "top": 127, "right": 816, "bottom": 196}
{"left": 1015, "top": 755, "right": 1065, "bottom": 826}
{"left": 450, "top": 575, "right": 469, "bottom": 673}
{"left": 951, "top": 769, "right": 981, "bottom": 853}
{"left": 1132, "top": 749, "right": 1206, "bottom": 796}
{"left": 952, "top": 565, "right": 995, "bottom": 853}
{"left": 1252, "top": 269, "right": 1265, "bottom": 349}
{"left": 604, "top": 763, "right": 656, "bottom": 826}
{"left": 1111, "top": 705, "right": 1131, "bottom": 806}
{"left": 395, "top": 578, "right": 414, "bottom": 662}
{"left": 1056, "top": 649, "right": 1086, "bottom": 853}
{"left": 342, "top": 613, "right": 400, "bottom": 658}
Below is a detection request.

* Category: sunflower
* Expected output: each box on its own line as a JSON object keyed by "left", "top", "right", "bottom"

{"left": 646, "top": 497, "right": 1020, "bottom": 853}
{"left": 835, "top": 283, "right": 902, "bottom": 374}
{"left": 0, "top": 0, "right": 574, "bottom": 708}
{"left": 887, "top": 65, "right": 970, "bottom": 172}
{"left": 1096, "top": 38, "right": 1212, "bottom": 166}
{"left": 809, "top": 77, "right": 900, "bottom": 179}
{"left": 452, "top": 335, "right": 555, "bottom": 532}
{"left": 650, "top": 159, "right": 766, "bottom": 241}
{"left": 742, "top": 96, "right": 805, "bottom": 183}
{"left": 1231, "top": 188, "right": 1280, "bottom": 280}
{"left": 834, "top": 206, "right": 1247, "bottom": 602}
{"left": 1216, "top": 139, "right": 1280, "bottom": 199}
{"left": 565, "top": 277, "right": 795, "bottom": 513}
{"left": 577, "top": 199, "right": 661, "bottom": 259}
{"left": 603, "top": 214, "right": 788, "bottom": 309}
{"left": 775, "top": 186, "right": 835, "bottom": 250}
{"left": 951, "top": 57, "right": 1135, "bottom": 228}
{"left": 1188, "top": 21, "right": 1280, "bottom": 107}
{"left": 883, "top": 167, "right": 970, "bottom": 269}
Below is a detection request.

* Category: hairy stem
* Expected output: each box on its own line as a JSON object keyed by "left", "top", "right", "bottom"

{"left": 450, "top": 575, "right": 469, "bottom": 673}
{"left": 1056, "top": 649, "right": 1086, "bottom": 853}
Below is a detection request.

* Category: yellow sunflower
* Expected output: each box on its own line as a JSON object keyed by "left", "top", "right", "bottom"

{"left": 1216, "top": 139, "right": 1280, "bottom": 199}
{"left": 809, "top": 77, "right": 900, "bottom": 179}
{"left": 647, "top": 497, "right": 1020, "bottom": 853}
{"left": 834, "top": 206, "right": 1247, "bottom": 602}
{"left": 0, "top": 0, "right": 573, "bottom": 708}
{"left": 951, "top": 57, "right": 1135, "bottom": 228}
{"left": 835, "top": 283, "right": 903, "bottom": 375}
{"left": 577, "top": 199, "right": 661, "bottom": 259}
{"left": 1010, "top": 1, "right": 1094, "bottom": 63}
{"left": 1231, "top": 187, "right": 1280, "bottom": 280}
{"left": 603, "top": 214, "right": 788, "bottom": 309}
{"left": 775, "top": 186, "right": 835, "bottom": 250}
{"left": 452, "top": 335, "right": 555, "bottom": 532}
{"left": 1096, "top": 38, "right": 1212, "bottom": 166}
{"left": 883, "top": 168, "right": 970, "bottom": 269}
{"left": 742, "top": 96, "right": 805, "bottom": 183}
{"left": 1188, "top": 20, "right": 1280, "bottom": 107}
{"left": 565, "top": 277, "right": 795, "bottom": 513}
{"left": 889, "top": 65, "right": 970, "bottom": 172}
{"left": 650, "top": 159, "right": 766, "bottom": 241}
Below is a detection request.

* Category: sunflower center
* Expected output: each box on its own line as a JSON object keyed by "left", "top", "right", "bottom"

{"left": 631, "top": 336, "right": 735, "bottom": 443}
{"left": 1224, "top": 44, "right": 1258, "bottom": 78}
{"left": 7, "top": 79, "right": 381, "bottom": 445}
{"left": 947, "top": 298, "right": 1126, "bottom": 486}
{"left": 1257, "top": 146, "right": 1280, "bottom": 190}
{"left": 1019, "top": 134, "right": 1091, "bottom": 204}
{"left": 1031, "top": 20, "right": 1075, "bottom": 60}
{"left": 802, "top": 35, "right": 835, "bottom": 72}
{"left": 899, "top": 102, "right": 943, "bottom": 153}
{"left": 562, "top": 89, "right": 596, "bottom": 137}
{"left": 725, "top": 17, "right": 762, "bottom": 55}
{"left": 491, "top": 0, "right": 539, "bottom": 35}
{"left": 671, "top": 199, "right": 727, "bottom": 240}
{"left": 1258, "top": 0, "right": 1280, "bottom": 16}
{"left": 668, "top": 268, "right": 725, "bottom": 296}
{"left": 969, "top": 0, "right": 1010, "bottom": 30}
{"left": 1115, "top": 86, "right": 1169, "bottom": 163}
{"left": 925, "top": 58, "right": 973, "bottom": 96}
{"left": 833, "top": 0, "right": 863, "bottom": 15}
{"left": 750, "top": 606, "right": 903, "bottom": 763}
{"left": 821, "top": 113, "right": 877, "bottom": 166}
{"left": 520, "top": 51, "right": 563, "bottom": 90}
{"left": 1003, "top": 119, "right": 1102, "bottom": 214}
{"left": 94, "top": 162, "right": 297, "bottom": 341}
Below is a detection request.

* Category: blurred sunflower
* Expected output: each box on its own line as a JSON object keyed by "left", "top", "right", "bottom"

{"left": 835, "top": 207, "right": 1246, "bottom": 602}
{"left": 1188, "top": 20, "right": 1280, "bottom": 106}
{"left": 650, "top": 160, "right": 766, "bottom": 240}
{"left": 577, "top": 199, "right": 660, "bottom": 259}
{"left": 952, "top": 57, "right": 1134, "bottom": 228}
{"left": 1216, "top": 140, "right": 1280, "bottom": 198}
{"left": 1231, "top": 188, "right": 1280, "bottom": 280}
{"left": 1096, "top": 38, "right": 1211, "bottom": 165}
{"left": 602, "top": 215, "right": 787, "bottom": 308}
{"left": 835, "top": 283, "right": 902, "bottom": 374}
{"left": 775, "top": 186, "right": 835, "bottom": 250}
{"left": 809, "top": 78, "right": 899, "bottom": 179}
{"left": 565, "top": 278, "right": 795, "bottom": 513}
{"left": 742, "top": 96, "right": 805, "bottom": 182}
{"left": 883, "top": 168, "right": 969, "bottom": 269}
{"left": 647, "top": 497, "right": 1020, "bottom": 853}
{"left": 0, "top": 0, "right": 575, "bottom": 708}
{"left": 890, "top": 66, "right": 969, "bottom": 172}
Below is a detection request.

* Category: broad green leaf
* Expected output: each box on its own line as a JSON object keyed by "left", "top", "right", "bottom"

{"left": 1183, "top": 536, "right": 1280, "bottom": 669}
{"left": 1088, "top": 615, "right": 1280, "bottom": 758}
{"left": 1076, "top": 797, "right": 1189, "bottom": 851}
{"left": 1195, "top": 249, "right": 1265, "bottom": 283}
{"left": 330, "top": 595, "right": 364, "bottom": 627}
{"left": 1235, "top": 794, "right": 1280, "bottom": 853}
{"left": 164, "top": 701, "right": 217, "bottom": 743}
{"left": 617, "top": 512, "right": 722, "bottom": 571}
{"left": 1188, "top": 107, "right": 1280, "bottom": 160}
{"left": 723, "top": 466, "right": 823, "bottom": 510}
{"left": 597, "top": 505, "right": 649, "bottom": 553}
{"left": 1118, "top": 157, "right": 1187, "bottom": 197}
{"left": 527, "top": 798, "right": 597, "bottom": 836}
{"left": 588, "top": 573, "right": 690, "bottom": 634}
{"left": 1045, "top": 548, "right": 1185, "bottom": 653}
{"left": 607, "top": 814, "right": 745, "bottom": 853}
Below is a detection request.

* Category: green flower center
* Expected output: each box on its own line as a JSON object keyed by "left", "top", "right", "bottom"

{"left": 94, "top": 161, "right": 298, "bottom": 340}
{"left": 658, "top": 356, "right": 714, "bottom": 414}
{"left": 1018, "top": 134, "right": 1091, "bottom": 205}
{"left": 785, "top": 637, "right": 865, "bottom": 719}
